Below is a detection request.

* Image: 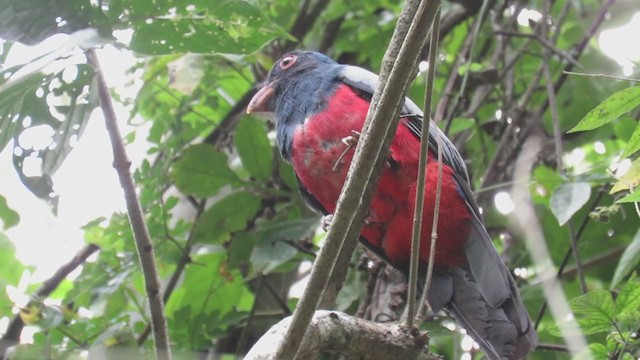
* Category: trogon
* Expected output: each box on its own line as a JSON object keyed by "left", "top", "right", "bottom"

{"left": 246, "top": 51, "right": 538, "bottom": 360}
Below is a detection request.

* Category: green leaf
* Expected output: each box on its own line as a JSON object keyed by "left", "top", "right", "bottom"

{"left": 171, "top": 144, "right": 240, "bottom": 197}
{"left": 250, "top": 218, "right": 318, "bottom": 274}
{"left": 622, "top": 122, "right": 640, "bottom": 157}
{"left": 615, "top": 277, "right": 640, "bottom": 317}
{"left": 165, "top": 252, "right": 248, "bottom": 318}
{"left": 570, "top": 290, "right": 615, "bottom": 335}
{"left": 550, "top": 183, "right": 591, "bottom": 225}
{"left": 0, "top": 0, "right": 110, "bottom": 45}
{"left": 611, "top": 228, "right": 640, "bottom": 288}
{"left": 192, "top": 192, "right": 262, "bottom": 244}
{"left": 129, "top": 1, "right": 291, "bottom": 55}
{"left": 0, "top": 195, "right": 19, "bottom": 229}
{"left": 616, "top": 189, "right": 640, "bottom": 203}
{"left": 568, "top": 86, "right": 640, "bottom": 133}
{"left": 234, "top": 117, "right": 273, "bottom": 181}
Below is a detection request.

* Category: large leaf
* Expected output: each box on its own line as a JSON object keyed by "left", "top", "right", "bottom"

{"left": 611, "top": 228, "right": 640, "bottom": 288}
{"left": 568, "top": 86, "right": 640, "bottom": 133}
{"left": 250, "top": 218, "right": 319, "bottom": 274}
{"left": 549, "top": 182, "right": 591, "bottom": 225}
{"left": 234, "top": 117, "right": 273, "bottom": 181}
{"left": 615, "top": 277, "right": 640, "bottom": 317}
{"left": 570, "top": 290, "right": 615, "bottom": 335}
{"left": 171, "top": 144, "right": 240, "bottom": 197}
{"left": 0, "top": 0, "right": 110, "bottom": 45}
{"left": 0, "top": 195, "right": 19, "bottom": 229}
{"left": 0, "top": 63, "right": 98, "bottom": 211}
{"left": 129, "top": 0, "right": 292, "bottom": 55}
{"left": 192, "top": 191, "right": 262, "bottom": 244}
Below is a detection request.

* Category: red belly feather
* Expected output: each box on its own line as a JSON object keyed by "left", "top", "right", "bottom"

{"left": 290, "top": 85, "right": 470, "bottom": 267}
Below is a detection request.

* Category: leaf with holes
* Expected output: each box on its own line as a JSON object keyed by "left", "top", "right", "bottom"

{"left": 611, "top": 228, "right": 640, "bottom": 289}
{"left": 235, "top": 117, "right": 273, "bottom": 181}
{"left": 568, "top": 86, "right": 640, "bottom": 133}
{"left": 0, "top": 0, "right": 110, "bottom": 45}
{"left": 171, "top": 144, "right": 240, "bottom": 197}
{"left": 550, "top": 182, "right": 591, "bottom": 225}
{"left": 570, "top": 290, "right": 615, "bottom": 335}
{"left": 129, "top": 1, "right": 292, "bottom": 55}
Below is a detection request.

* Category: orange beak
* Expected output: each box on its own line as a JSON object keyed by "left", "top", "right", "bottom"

{"left": 246, "top": 82, "right": 275, "bottom": 114}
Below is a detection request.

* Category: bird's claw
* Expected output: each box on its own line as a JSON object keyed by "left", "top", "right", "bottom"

{"left": 333, "top": 130, "right": 362, "bottom": 171}
{"left": 322, "top": 214, "right": 372, "bottom": 232}
{"left": 341, "top": 130, "right": 361, "bottom": 146}
{"left": 322, "top": 214, "right": 334, "bottom": 232}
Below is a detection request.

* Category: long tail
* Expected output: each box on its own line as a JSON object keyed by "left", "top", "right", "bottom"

{"left": 427, "top": 218, "right": 538, "bottom": 359}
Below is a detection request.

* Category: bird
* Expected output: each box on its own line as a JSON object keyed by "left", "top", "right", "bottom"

{"left": 246, "top": 51, "right": 538, "bottom": 360}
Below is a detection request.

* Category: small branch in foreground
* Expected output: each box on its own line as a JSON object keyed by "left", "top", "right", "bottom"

{"left": 244, "top": 311, "right": 436, "bottom": 360}
{"left": 0, "top": 244, "right": 100, "bottom": 358}
{"left": 408, "top": 4, "right": 441, "bottom": 325}
{"left": 86, "top": 49, "right": 172, "bottom": 360}
{"left": 563, "top": 71, "right": 640, "bottom": 82}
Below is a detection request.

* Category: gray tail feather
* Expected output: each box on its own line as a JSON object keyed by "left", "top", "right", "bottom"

{"left": 443, "top": 267, "right": 537, "bottom": 360}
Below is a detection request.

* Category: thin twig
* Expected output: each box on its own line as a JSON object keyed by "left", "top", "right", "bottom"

{"left": 417, "top": 136, "right": 444, "bottom": 321}
{"left": 86, "top": 49, "right": 172, "bottom": 360}
{"left": 271, "top": 0, "right": 440, "bottom": 357}
{"left": 409, "top": 4, "right": 441, "bottom": 325}
{"left": 563, "top": 70, "right": 640, "bottom": 82}
{"left": 494, "top": 31, "right": 581, "bottom": 67}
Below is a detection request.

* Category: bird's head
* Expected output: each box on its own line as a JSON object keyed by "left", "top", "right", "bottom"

{"left": 246, "top": 51, "right": 338, "bottom": 114}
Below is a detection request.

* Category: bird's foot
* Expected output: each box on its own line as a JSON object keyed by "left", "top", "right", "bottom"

{"left": 322, "top": 213, "right": 372, "bottom": 232}
{"left": 332, "top": 130, "right": 362, "bottom": 171}
{"left": 321, "top": 214, "right": 334, "bottom": 232}
{"left": 341, "top": 130, "right": 361, "bottom": 146}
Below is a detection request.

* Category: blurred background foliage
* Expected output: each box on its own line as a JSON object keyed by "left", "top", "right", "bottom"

{"left": 0, "top": 0, "right": 639, "bottom": 359}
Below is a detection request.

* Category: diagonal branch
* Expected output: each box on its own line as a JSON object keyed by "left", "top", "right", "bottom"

{"left": 86, "top": 49, "right": 172, "bottom": 360}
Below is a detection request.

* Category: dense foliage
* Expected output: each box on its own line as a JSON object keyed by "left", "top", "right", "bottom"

{"left": 0, "top": 0, "right": 639, "bottom": 359}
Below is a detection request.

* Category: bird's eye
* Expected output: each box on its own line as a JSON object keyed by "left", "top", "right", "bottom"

{"left": 280, "top": 55, "right": 297, "bottom": 70}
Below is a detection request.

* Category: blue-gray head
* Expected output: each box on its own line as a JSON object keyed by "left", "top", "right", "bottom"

{"left": 246, "top": 51, "right": 343, "bottom": 158}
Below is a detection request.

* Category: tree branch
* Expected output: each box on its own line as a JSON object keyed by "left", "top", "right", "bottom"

{"left": 244, "top": 311, "right": 436, "bottom": 360}
{"left": 86, "top": 49, "right": 172, "bottom": 360}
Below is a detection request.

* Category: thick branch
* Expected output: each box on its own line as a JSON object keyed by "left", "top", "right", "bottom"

{"left": 86, "top": 49, "right": 172, "bottom": 360}
{"left": 0, "top": 244, "right": 100, "bottom": 358}
{"left": 244, "top": 311, "right": 436, "bottom": 360}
